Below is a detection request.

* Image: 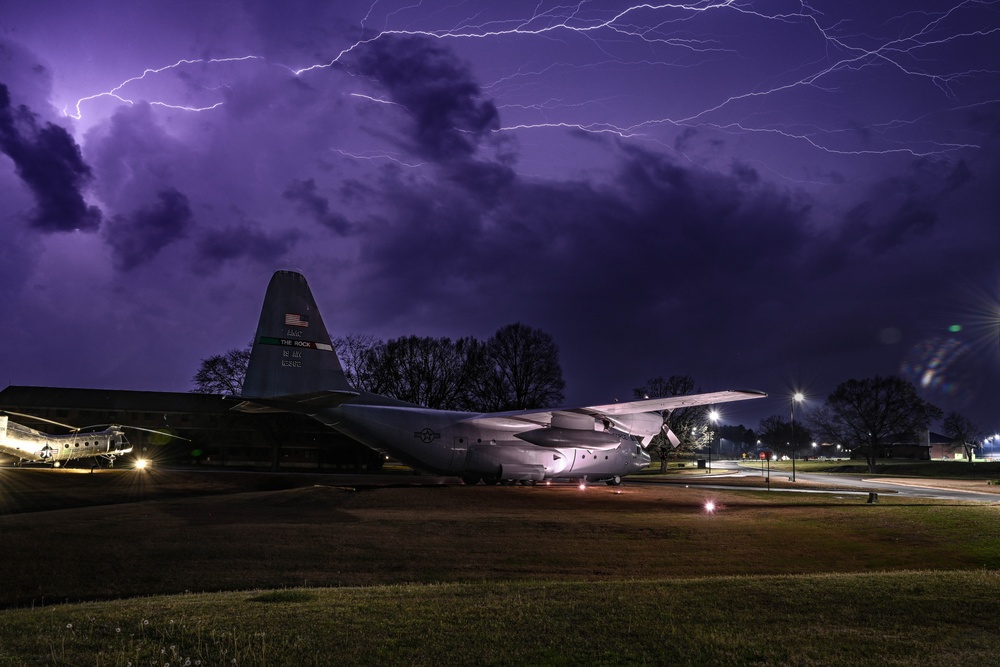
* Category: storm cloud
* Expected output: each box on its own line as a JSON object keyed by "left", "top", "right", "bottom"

{"left": 105, "top": 188, "right": 193, "bottom": 271}
{"left": 348, "top": 34, "right": 502, "bottom": 163}
{"left": 0, "top": 83, "right": 101, "bottom": 232}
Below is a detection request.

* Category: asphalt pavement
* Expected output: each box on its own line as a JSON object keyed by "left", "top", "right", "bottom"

{"left": 635, "top": 460, "right": 1000, "bottom": 503}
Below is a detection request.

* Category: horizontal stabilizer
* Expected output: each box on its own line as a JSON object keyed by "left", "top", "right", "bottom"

{"left": 230, "top": 390, "right": 359, "bottom": 415}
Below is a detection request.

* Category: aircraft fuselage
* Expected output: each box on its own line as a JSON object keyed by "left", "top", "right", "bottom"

{"left": 316, "top": 402, "right": 651, "bottom": 482}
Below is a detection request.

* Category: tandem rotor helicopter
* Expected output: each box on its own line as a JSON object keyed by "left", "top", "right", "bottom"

{"left": 0, "top": 411, "right": 183, "bottom": 468}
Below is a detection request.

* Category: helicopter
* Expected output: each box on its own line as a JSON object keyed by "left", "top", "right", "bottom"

{"left": 0, "top": 411, "right": 182, "bottom": 468}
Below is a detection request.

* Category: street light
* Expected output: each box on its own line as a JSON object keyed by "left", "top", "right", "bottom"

{"left": 708, "top": 409, "right": 720, "bottom": 474}
{"left": 791, "top": 392, "right": 804, "bottom": 482}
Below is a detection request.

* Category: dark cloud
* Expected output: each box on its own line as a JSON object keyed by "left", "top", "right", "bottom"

{"left": 105, "top": 188, "right": 193, "bottom": 271}
{"left": 348, "top": 34, "right": 501, "bottom": 162}
{"left": 195, "top": 224, "right": 298, "bottom": 273}
{"left": 283, "top": 178, "right": 352, "bottom": 235}
{"left": 0, "top": 83, "right": 101, "bottom": 232}
{"left": 836, "top": 157, "right": 979, "bottom": 257}
{"left": 355, "top": 142, "right": 812, "bottom": 337}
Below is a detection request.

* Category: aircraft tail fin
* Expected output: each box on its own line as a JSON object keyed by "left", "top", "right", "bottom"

{"left": 241, "top": 271, "right": 353, "bottom": 398}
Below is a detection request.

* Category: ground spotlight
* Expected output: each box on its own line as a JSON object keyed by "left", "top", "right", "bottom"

{"left": 134, "top": 458, "right": 149, "bottom": 471}
{"left": 704, "top": 500, "right": 716, "bottom": 513}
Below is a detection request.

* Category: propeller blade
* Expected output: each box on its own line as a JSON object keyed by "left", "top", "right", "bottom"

{"left": 662, "top": 423, "right": 681, "bottom": 447}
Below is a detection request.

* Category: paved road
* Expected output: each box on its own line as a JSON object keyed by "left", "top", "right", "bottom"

{"left": 637, "top": 460, "right": 1000, "bottom": 503}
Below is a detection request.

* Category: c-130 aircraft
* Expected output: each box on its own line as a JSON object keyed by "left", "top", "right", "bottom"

{"left": 234, "top": 271, "right": 765, "bottom": 485}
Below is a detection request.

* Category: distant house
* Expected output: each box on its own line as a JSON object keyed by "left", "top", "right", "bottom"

{"left": 0, "top": 385, "right": 383, "bottom": 471}
{"left": 848, "top": 430, "right": 957, "bottom": 461}
{"left": 926, "top": 431, "right": 972, "bottom": 460}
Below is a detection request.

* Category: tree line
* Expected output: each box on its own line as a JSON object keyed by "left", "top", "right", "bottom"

{"left": 633, "top": 374, "right": 984, "bottom": 475}
{"left": 192, "top": 322, "right": 566, "bottom": 412}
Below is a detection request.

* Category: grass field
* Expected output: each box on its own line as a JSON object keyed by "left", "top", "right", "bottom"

{"left": 1, "top": 467, "right": 998, "bottom": 665}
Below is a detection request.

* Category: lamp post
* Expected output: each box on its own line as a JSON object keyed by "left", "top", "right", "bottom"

{"left": 708, "top": 409, "right": 720, "bottom": 474}
{"left": 791, "top": 392, "right": 804, "bottom": 482}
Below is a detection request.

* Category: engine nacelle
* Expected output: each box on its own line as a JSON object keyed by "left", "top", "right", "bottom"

{"left": 515, "top": 427, "right": 621, "bottom": 450}
{"left": 604, "top": 412, "right": 663, "bottom": 438}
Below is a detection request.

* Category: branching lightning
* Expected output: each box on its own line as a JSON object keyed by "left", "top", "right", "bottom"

{"left": 65, "top": 55, "right": 285, "bottom": 119}
{"left": 66, "top": 1, "right": 1000, "bottom": 162}
{"left": 332, "top": 148, "right": 426, "bottom": 169}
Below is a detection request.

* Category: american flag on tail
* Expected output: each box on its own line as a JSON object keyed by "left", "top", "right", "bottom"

{"left": 285, "top": 313, "right": 309, "bottom": 327}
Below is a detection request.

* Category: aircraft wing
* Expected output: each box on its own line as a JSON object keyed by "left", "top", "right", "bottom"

{"left": 579, "top": 389, "right": 767, "bottom": 416}
{"left": 463, "top": 389, "right": 767, "bottom": 431}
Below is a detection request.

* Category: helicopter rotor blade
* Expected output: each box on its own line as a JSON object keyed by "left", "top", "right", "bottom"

{"left": 122, "top": 425, "right": 190, "bottom": 441}
{"left": 2, "top": 411, "right": 81, "bottom": 431}
{"left": 71, "top": 424, "right": 187, "bottom": 441}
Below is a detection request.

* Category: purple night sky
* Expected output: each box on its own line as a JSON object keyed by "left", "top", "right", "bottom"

{"left": 2, "top": 1, "right": 999, "bottom": 432}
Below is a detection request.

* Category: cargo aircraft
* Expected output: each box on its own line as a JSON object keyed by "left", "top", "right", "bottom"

{"left": 234, "top": 271, "right": 766, "bottom": 485}
{"left": 0, "top": 412, "right": 177, "bottom": 468}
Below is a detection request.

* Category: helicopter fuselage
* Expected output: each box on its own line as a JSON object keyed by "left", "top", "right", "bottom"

{"left": 0, "top": 415, "right": 132, "bottom": 466}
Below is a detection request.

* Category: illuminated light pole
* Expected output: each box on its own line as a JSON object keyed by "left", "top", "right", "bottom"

{"left": 708, "top": 409, "right": 720, "bottom": 474}
{"left": 791, "top": 392, "right": 804, "bottom": 482}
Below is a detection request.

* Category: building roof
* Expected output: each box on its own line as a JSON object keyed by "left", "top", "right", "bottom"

{"left": 0, "top": 385, "right": 232, "bottom": 414}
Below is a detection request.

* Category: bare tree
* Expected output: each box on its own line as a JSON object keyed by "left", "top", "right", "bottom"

{"left": 942, "top": 411, "right": 983, "bottom": 461}
{"left": 220, "top": 324, "right": 563, "bottom": 412}
{"left": 192, "top": 344, "right": 252, "bottom": 394}
{"left": 810, "top": 376, "right": 942, "bottom": 473}
{"left": 718, "top": 424, "right": 758, "bottom": 458}
{"left": 471, "top": 323, "right": 565, "bottom": 411}
{"left": 333, "top": 334, "right": 382, "bottom": 390}
{"left": 358, "top": 335, "right": 479, "bottom": 410}
{"left": 757, "top": 415, "right": 811, "bottom": 457}
{"left": 633, "top": 375, "right": 711, "bottom": 472}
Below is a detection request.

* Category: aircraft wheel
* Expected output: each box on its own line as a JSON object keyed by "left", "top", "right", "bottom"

{"left": 481, "top": 475, "right": 500, "bottom": 486}
{"left": 606, "top": 475, "right": 623, "bottom": 486}
{"left": 462, "top": 476, "right": 481, "bottom": 485}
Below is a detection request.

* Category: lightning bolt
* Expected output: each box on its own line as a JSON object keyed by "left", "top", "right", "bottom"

{"left": 65, "top": 55, "right": 289, "bottom": 119}
{"left": 66, "top": 1, "right": 1000, "bottom": 160}
{"left": 332, "top": 148, "right": 426, "bottom": 169}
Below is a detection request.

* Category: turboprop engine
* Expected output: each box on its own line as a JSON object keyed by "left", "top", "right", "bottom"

{"left": 513, "top": 410, "right": 660, "bottom": 450}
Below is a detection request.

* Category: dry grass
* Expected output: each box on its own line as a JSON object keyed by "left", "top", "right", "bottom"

{"left": 2, "top": 468, "right": 999, "bottom": 608}
{"left": 2, "top": 467, "right": 999, "bottom": 665}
